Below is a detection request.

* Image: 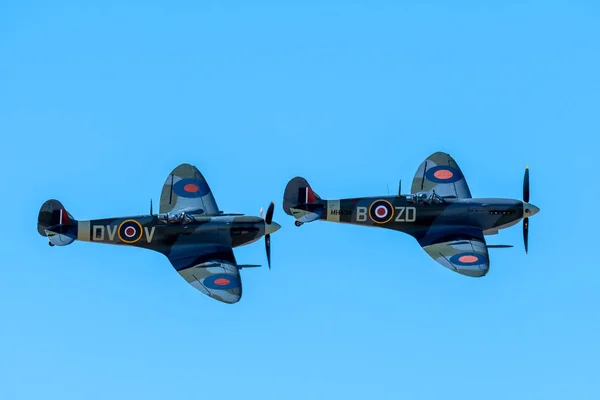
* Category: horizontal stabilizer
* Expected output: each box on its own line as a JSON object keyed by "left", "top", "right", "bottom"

{"left": 290, "top": 206, "right": 323, "bottom": 223}
{"left": 487, "top": 245, "right": 514, "bottom": 248}
{"left": 238, "top": 264, "right": 262, "bottom": 269}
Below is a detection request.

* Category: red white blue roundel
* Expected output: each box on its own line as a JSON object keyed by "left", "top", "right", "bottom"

{"left": 368, "top": 199, "right": 394, "bottom": 224}
{"left": 118, "top": 219, "right": 143, "bottom": 243}
{"left": 173, "top": 178, "right": 210, "bottom": 198}
{"left": 425, "top": 165, "right": 463, "bottom": 184}
{"left": 449, "top": 252, "right": 487, "bottom": 266}
{"left": 203, "top": 274, "right": 241, "bottom": 290}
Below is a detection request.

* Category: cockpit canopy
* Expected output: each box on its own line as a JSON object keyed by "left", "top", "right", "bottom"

{"left": 157, "top": 211, "right": 196, "bottom": 225}
{"left": 405, "top": 191, "right": 446, "bottom": 205}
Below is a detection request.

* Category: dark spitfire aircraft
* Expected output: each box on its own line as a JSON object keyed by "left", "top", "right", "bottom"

{"left": 283, "top": 151, "right": 539, "bottom": 277}
{"left": 37, "top": 163, "right": 281, "bottom": 304}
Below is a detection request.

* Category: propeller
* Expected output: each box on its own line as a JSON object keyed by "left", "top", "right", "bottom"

{"left": 523, "top": 166, "right": 530, "bottom": 254}
{"left": 523, "top": 166, "right": 530, "bottom": 203}
{"left": 263, "top": 201, "right": 276, "bottom": 270}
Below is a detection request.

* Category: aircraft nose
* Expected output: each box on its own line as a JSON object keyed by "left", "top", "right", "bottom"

{"left": 265, "top": 221, "right": 281, "bottom": 235}
{"left": 523, "top": 202, "right": 540, "bottom": 217}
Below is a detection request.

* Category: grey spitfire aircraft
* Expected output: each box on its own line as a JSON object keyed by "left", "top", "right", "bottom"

{"left": 37, "top": 164, "right": 281, "bottom": 304}
{"left": 283, "top": 151, "right": 540, "bottom": 277}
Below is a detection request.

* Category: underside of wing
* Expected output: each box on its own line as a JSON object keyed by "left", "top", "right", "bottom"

{"left": 159, "top": 163, "right": 220, "bottom": 216}
{"left": 167, "top": 244, "right": 242, "bottom": 304}
{"left": 411, "top": 152, "right": 472, "bottom": 199}
{"left": 417, "top": 226, "right": 489, "bottom": 277}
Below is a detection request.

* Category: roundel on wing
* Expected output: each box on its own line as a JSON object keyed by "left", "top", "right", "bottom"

{"left": 425, "top": 165, "right": 463, "bottom": 184}
{"left": 118, "top": 219, "right": 143, "bottom": 243}
{"left": 368, "top": 199, "right": 394, "bottom": 224}
{"left": 203, "top": 274, "right": 241, "bottom": 290}
{"left": 173, "top": 178, "right": 211, "bottom": 198}
{"left": 448, "top": 252, "right": 488, "bottom": 266}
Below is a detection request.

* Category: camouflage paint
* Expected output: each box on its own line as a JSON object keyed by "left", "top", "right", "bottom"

{"left": 283, "top": 151, "right": 540, "bottom": 278}
{"left": 37, "top": 164, "right": 281, "bottom": 304}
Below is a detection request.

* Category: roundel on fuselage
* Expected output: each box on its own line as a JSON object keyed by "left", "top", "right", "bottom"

{"left": 368, "top": 199, "right": 394, "bottom": 224}
{"left": 118, "top": 219, "right": 143, "bottom": 243}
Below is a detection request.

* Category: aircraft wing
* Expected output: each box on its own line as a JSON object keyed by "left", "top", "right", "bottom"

{"left": 159, "top": 163, "right": 220, "bottom": 215}
{"left": 416, "top": 225, "right": 489, "bottom": 277}
{"left": 167, "top": 244, "right": 242, "bottom": 304}
{"left": 410, "top": 152, "right": 472, "bottom": 199}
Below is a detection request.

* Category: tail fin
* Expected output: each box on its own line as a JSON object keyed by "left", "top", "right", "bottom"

{"left": 37, "top": 199, "right": 78, "bottom": 246}
{"left": 282, "top": 177, "right": 325, "bottom": 223}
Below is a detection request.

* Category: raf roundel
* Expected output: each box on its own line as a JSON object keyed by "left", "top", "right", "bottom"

{"left": 117, "top": 219, "right": 143, "bottom": 244}
{"left": 368, "top": 199, "right": 394, "bottom": 224}
{"left": 173, "top": 178, "right": 210, "bottom": 199}
{"left": 203, "top": 274, "right": 240, "bottom": 290}
{"left": 449, "top": 252, "right": 488, "bottom": 266}
{"left": 425, "top": 165, "right": 463, "bottom": 184}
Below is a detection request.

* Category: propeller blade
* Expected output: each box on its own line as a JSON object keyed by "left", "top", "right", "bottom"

{"left": 523, "top": 217, "right": 529, "bottom": 254}
{"left": 265, "top": 234, "right": 271, "bottom": 270}
{"left": 263, "top": 201, "right": 275, "bottom": 270}
{"left": 259, "top": 207, "right": 264, "bottom": 218}
{"left": 523, "top": 166, "right": 530, "bottom": 203}
{"left": 265, "top": 201, "right": 274, "bottom": 225}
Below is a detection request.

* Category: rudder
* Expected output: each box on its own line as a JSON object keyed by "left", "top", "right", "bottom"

{"left": 37, "top": 199, "right": 78, "bottom": 246}
{"left": 282, "top": 177, "right": 325, "bottom": 224}
{"left": 283, "top": 177, "right": 322, "bottom": 214}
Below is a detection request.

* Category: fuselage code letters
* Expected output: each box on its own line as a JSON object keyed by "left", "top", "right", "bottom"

{"left": 92, "top": 224, "right": 156, "bottom": 243}
{"left": 395, "top": 207, "right": 416, "bottom": 222}
{"left": 355, "top": 206, "right": 416, "bottom": 223}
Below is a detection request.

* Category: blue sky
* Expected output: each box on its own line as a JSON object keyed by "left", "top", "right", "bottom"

{"left": 1, "top": 1, "right": 598, "bottom": 399}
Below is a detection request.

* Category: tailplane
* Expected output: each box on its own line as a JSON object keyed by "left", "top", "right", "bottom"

{"left": 37, "top": 199, "right": 78, "bottom": 246}
{"left": 282, "top": 177, "right": 325, "bottom": 226}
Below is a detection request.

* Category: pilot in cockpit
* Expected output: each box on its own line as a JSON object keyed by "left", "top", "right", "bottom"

{"left": 159, "top": 212, "right": 194, "bottom": 224}
{"left": 416, "top": 192, "right": 429, "bottom": 204}
{"left": 415, "top": 191, "right": 445, "bottom": 205}
{"left": 179, "top": 212, "right": 195, "bottom": 224}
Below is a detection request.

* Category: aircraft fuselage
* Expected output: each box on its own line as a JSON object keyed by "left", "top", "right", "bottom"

{"left": 47, "top": 214, "right": 275, "bottom": 254}
{"left": 310, "top": 196, "right": 538, "bottom": 241}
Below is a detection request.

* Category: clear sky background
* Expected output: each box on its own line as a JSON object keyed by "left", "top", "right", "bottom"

{"left": 1, "top": 1, "right": 598, "bottom": 399}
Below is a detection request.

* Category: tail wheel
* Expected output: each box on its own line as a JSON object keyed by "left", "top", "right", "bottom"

{"left": 295, "top": 221, "right": 303, "bottom": 227}
{"left": 48, "top": 242, "right": 55, "bottom": 247}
